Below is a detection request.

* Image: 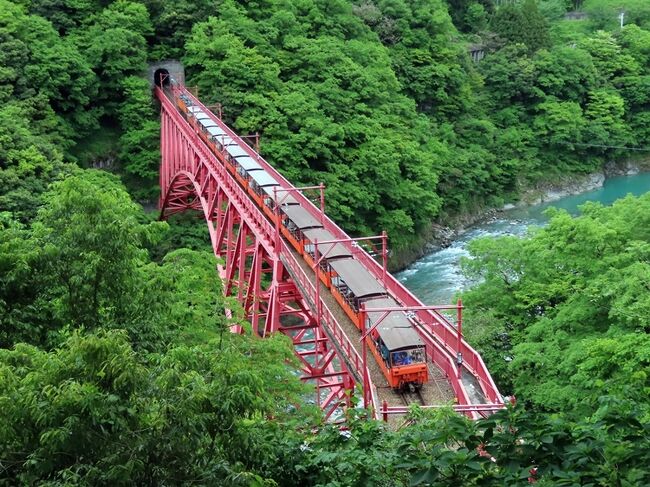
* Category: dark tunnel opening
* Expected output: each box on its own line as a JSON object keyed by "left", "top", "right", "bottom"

{"left": 154, "top": 68, "right": 170, "bottom": 88}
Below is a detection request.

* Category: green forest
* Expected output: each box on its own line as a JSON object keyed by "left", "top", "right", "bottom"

{"left": 1, "top": 0, "right": 650, "bottom": 484}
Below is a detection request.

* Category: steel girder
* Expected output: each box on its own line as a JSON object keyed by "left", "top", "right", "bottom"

{"left": 157, "top": 91, "right": 354, "bottom": 419}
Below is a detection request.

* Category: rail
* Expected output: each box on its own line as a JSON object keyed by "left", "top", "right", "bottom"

{"left": 381, "top": 402, "right": 506, "bottom": 421}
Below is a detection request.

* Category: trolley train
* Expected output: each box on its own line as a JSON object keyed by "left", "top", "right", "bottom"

{"left": 168, "top": 83, "right": 428, "bottom": 391}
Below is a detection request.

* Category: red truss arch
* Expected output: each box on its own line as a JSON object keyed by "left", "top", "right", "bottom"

{"left": 156, "top": 83, "right": 505, "bottom": 420}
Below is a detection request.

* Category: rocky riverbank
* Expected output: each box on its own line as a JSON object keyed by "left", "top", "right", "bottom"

{"left": 391, "top": 162, "right": 646, "bottom": 272}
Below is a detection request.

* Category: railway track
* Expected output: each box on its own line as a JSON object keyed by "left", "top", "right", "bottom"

{"left": 400, "top": 388, "right": 426, "bottom": 407}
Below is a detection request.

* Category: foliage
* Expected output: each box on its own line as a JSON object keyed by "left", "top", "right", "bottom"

{"left": 259, "top": 401, "right": 650, "bottom": 485}
{"left": 447, "top": 0, "right": 495, "bottom": 32}
{"left": 32, "top": 171, "right": 162, "bottom": 331}
{"left": 1, "top": 0, "right": 650, "bottom": 483}
{"left": 0, "top": 0, "right": 99, "bottom": 136}
{"left": 490, "top": 0, "right": 552, "bottom": 52}
{"left": 584, "top": 0, "right": 650, "bottom": 31}
{"left": 462, "top": 194, "right": 650, "bottom": 414}
{"left": 0, "top": 103, "right": 71, "bottom": 222}
{"left": 1, "top": 169, "right": 237, "bottom": 349}
{"left": 4, "top": 0, "right": 648, "bottom": 255}
{"left": 183, "top": 4, "right": 445, "bottom": 248}
{"left": 0, "top": 329, "right": 308, "bottom": 485}
{"left": 117, "top": 76, "right": 161, "bottom": 199}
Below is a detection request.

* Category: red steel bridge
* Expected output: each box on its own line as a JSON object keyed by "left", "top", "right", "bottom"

{"left": 156, "top": 81, "right": 504, "bottom": 421}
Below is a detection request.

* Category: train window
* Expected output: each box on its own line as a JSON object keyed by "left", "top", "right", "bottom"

{"left": 391, "top": 348, "right": 425, "bottom": 366}
{"left": 328, "top": 259, "right": 385, "bottom": 302}
{"left": 199, "top": 120, "right": 219, "bottom": 131}
{"left": 250, "top": 175, "right": 279, "bottom": 196}
{"left": 390, "top": 347, "right": 424, "bottom": 366}
{"left": 214, "top": 136, "right": 237, "bottom": 151}
{"left": 237, "top": 166, "right": 264, "bottom": 178}
{"left": 236, "top": 157, "right": 263, "bottom": 172}
{"left": 281, "top": 206, "right": 322, "bottom": 231}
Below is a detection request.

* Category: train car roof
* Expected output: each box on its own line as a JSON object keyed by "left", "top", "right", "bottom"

{"left": 226, "top": 145, "right": 249, "bottom": 159}
{"left": 302, "top": 228, "right": 352, "bottom": 259}
{"left": 215, "top": 135, "right": 238, "bottom": 147}
{"left": 263, "top": 187, "right": 299, "bottom": 205}
{"left": 199, "top": 117, "right": 219, "bottom": 128}
{"left": 207, "top": 126, "right": 228, "bottom": 137}
{"left": 329, "top": 259, "right": 385, "bottom": 298}
{"left": 282, "top": 205, "right": 323, "bottom": 230}
{"left": 188, "top": 108, "right": 210, "bottom": 120}
{"left": 250, "top": 171, "right": 279, "bottom": 187}
{"left": 365, "top": 297, "right": 424, "bottom": 351}
{"left": 236, "top": 157, "right": 264, "bottom": 171}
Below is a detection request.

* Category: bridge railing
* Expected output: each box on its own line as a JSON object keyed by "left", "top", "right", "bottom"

{"left": 174, "top": 85, "right": 501, "bottom": 409}
{"left": 280, "top": 241, "right": 380, "bottom": 414}
{"left": 158, "top": 87, "right": 277, "bottom": 253}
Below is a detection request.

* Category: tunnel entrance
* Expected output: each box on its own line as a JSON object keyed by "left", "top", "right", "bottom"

{"left": 154, "top": 68, "right": 170, "bottom": 88}
{"left": 148, "top": 61, "right": 184, "bottom": 88}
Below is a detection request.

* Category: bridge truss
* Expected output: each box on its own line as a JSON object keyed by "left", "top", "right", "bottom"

{"left": 156, "top": 84, "right": 504, "bottom": 420}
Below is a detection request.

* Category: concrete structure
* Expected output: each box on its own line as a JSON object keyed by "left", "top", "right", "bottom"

{"left": 468, "top": 44, "right": 485, "bottom": 63}
{"left": 148, "top": 60, "right": 185, "bottom": 88}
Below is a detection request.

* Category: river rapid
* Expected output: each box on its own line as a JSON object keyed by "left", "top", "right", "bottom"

{"left": 397, "top": 172, "right": 650, "bottom": 304}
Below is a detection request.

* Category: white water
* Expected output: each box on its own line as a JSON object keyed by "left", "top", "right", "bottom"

{"left": 397, "top": 173, "right": 650, "bottom": 304}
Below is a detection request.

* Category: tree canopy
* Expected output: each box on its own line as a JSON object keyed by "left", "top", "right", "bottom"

{"left": 462, "top": 193, "right": 650, "bottom": 417}
{"left": 1, "top": 0, "right": 650, "bottom": 484}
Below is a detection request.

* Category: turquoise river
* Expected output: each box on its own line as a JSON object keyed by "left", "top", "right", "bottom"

{"left": 397, "top": 172, "right": 650, "bottom": 304}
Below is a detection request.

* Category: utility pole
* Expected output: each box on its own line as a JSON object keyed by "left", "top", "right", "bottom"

{"left": 619, "top": 10, "right": 625, "bottom": 29}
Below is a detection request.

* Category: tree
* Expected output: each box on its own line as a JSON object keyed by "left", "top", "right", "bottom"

{"left": 0, "top": 329, "right": 308, "bottom": 484}
{"left": 532, "top": 45, "right": 597, "bottom": 104}
{"left": 465, "top": 2, "right": 489, "bottom": 33}
{"left": 31, "top": 170, "right": 166, "bottom": 336}
{"left": 117, "top": 76, "right": 160, "bottom": 199}
{"left": 462, "top": 194, "right": 650, "bottom": 413}
{"left": 446, "top": 0, "right": 494, "bottom": 32}
{"left": 583, "top": 89, "right": 630, "bottom": 154}
{"left": 0, "top": 101, "right": 71, "bottom": 223}
{"left": 28, "top": 0, "right": 100, "bottom": 34}
{"left": 578, "top": 31, "right": 640, "bottom": 83}
{"left": 479, "top": 44, "right": 537, "bottom": 104}
{"left": 74, "top": 1, "right": 151, "bottom": 112}
{"left": 0, "top": 0, "right": 98, "bottom": 136}
{"left": 533, "top": 99, "right": 584, "bottom": 150}
{"left": 490, "top": 0, "right": 551, "bottom": 52}
{"left": 584, "top": 0, "right": 650, "bottom": 31}
{"left": 183, "top": 7, "right": 447, "bottom": 250}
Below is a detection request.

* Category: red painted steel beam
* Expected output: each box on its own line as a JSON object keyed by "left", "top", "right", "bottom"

{"left": 172, "top": 85, "right": 504, "bottom": 413}
{"left": 156, "top": 86, "right": 358, "bottom": 419}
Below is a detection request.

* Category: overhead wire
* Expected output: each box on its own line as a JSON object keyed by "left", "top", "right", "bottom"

{"left": 556, "top": 141, "right": 650, "bottom": 152}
